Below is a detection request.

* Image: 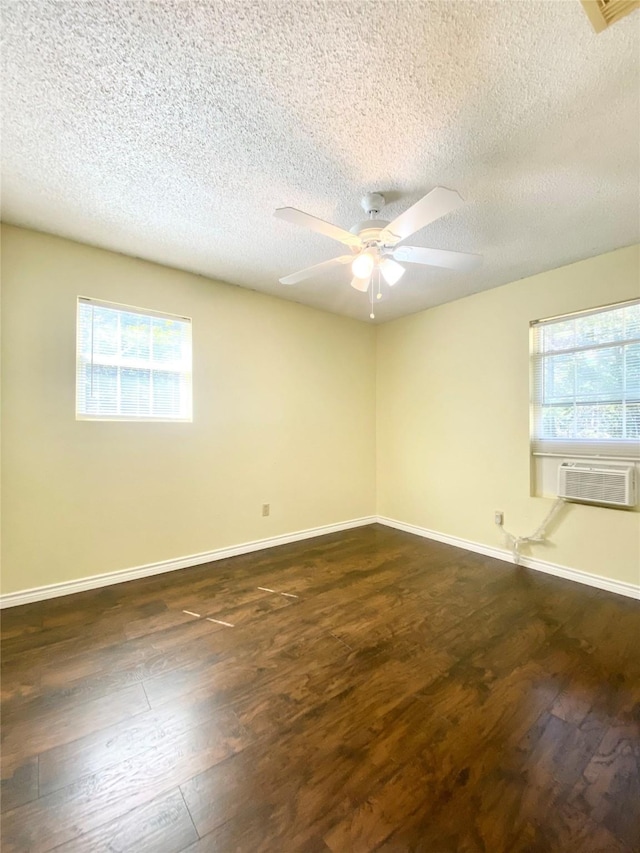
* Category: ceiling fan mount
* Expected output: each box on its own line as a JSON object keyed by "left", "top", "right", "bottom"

{"left": 349, "top": 193, "right": 390, "bottom": 243}
{"left": 360, "top": 191, "right": 386, "bottom": 216}
{"left": 275, "top": 187, "right": 481, "bottom": 319}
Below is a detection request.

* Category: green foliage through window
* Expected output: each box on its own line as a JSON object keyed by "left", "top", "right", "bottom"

{"left": 532, "top": 301, "right": 640, "bottom": 450}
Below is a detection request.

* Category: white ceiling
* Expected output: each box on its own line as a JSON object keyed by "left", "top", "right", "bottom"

{"left": 1, "top": 1, "right": 639, "bottom": 323}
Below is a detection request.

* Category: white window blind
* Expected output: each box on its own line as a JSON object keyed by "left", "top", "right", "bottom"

{"left": 76, "top": 298, "right": 192, "bottom": 421}
{"left": 531, "top": 299, "right": 640, "bottom": 458}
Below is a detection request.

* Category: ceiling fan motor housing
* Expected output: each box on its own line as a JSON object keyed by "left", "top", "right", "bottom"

{"left": 350, "top": 219, "right": 390, "bottom": 244}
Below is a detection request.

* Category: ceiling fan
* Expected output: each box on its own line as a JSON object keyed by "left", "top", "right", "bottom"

{"left": 274, "top": 188, "right": 481, "bottom": 318}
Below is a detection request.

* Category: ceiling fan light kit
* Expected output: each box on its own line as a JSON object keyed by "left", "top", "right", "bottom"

{"left": 350, "top": 274, "right": 370, "bottom": 293}
{"left": 351, "top": 249, "right": 376, "bottom": 278}
{"left": 275, "top": 187, "right": 481, "bottom": 319}
{"left": 379, "top": 257, "right": 405, "bottom": 286}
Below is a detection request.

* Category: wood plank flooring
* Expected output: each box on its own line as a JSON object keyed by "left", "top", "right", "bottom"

{"left": 1, "top": 523, "right": 638, "bottom": 852}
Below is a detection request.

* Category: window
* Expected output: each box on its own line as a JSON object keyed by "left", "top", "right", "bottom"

{"left": 76, "top": 298, "right": 192, "bottom": 421}
{"left": 531, "top": 299, "right": 640, "bottom": 458}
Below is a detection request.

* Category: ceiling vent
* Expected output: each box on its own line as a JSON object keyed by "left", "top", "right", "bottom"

{"left": 580, "top": 0, "right": 639, "bottom": 32}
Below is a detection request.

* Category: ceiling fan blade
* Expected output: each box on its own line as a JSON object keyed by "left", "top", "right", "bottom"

{"left": 380, "top": 187, "right": 464, "bottom": 245}
{"left": 279, "top": 255, "right": 352, "bottom": 285}
{"left": 275, "top": 207, "right": 362, "bottom": 249}
{"left": 392, "top": 245, "right": 482, "bottom": 271}
{"left": 350, "top": 275, "right": 370, "bottom": 292}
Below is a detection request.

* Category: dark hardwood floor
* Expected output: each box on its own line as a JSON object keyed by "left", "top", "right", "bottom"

{"left": 1, "top": 523, "right": 639, "bottom": 852}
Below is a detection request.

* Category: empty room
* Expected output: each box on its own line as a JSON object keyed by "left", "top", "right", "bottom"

{"left": 1, "top": 1, "right": 639, "bottom": 851}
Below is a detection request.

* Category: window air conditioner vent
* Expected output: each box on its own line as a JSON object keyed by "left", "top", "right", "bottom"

{"left": 580, "top": 0, "right": 639, "bottom": 33}
{"left": 558, "top": 462, "right": 636, "bottom": 508}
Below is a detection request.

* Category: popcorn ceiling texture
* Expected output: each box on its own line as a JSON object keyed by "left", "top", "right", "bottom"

{"left": 1, "top": 0, "right": 639, "bottom": 322}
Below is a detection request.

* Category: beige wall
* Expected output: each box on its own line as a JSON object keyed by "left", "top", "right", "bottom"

{"left": 1, "top": 225, "right": 376, "bottom": 594}
{"left": 377, "top": 245, "right": 640, "bottom": 587}
{"left": 2, "top": 227, "right": 639, "bottom": 598}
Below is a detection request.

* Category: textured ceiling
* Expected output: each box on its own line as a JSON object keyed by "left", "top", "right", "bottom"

{"left": 1, "top": 1, "right": 639, "bottom": 323}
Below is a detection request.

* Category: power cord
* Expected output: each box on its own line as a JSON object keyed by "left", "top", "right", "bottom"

{"left": 496, "top": 498, "right": 566, "bottom": 565}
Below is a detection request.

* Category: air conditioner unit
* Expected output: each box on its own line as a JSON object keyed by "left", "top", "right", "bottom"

{"left": 558, "top": 462, "right": 636, "bottom": 508}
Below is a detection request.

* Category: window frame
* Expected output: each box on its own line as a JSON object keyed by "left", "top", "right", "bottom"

{"left": 75, "top": 296, "right": 193, "bottom": 423}
{"left": 530, "top": 297, "right": 640, "bottom": 460}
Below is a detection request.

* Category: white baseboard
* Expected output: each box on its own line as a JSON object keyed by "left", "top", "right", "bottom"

{"left": 377, "top": 516, "right": 640, "bottom": 600}
{"left": 3, "top": 513, "right": 637, "bottom": 608}
{"left": 0, "top": 516, "right": 376, "bottom": 609}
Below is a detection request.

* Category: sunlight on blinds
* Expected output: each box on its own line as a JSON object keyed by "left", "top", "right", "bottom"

{"left": 76, "top": 298, "right": 192, "bottom": 421}
{"left": 531, "top": 299, "right": 640, "bottom": 458}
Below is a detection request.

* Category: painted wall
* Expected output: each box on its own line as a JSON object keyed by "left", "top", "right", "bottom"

{"left": 1, "top": 226, "right": 376, "bottom": 594}
{"left": 377, "top": 245, "right": 640, "bottom": 587}
{"left": 3, "top": 227, "right": 638, "bottom": 598}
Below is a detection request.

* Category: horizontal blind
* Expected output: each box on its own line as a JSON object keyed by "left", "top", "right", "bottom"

{"left": 531, "top": 298, "right": 640, "bottom": 458}
{"left": 76, "top": 298, "right": 192, "bottom": 421}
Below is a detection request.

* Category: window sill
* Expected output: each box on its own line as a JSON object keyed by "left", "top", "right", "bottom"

{"left": 532, "top": 451, "right": 640, "bottom": 462}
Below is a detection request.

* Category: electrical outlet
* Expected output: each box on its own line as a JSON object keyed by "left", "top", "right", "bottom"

{"left": 494, "top": 511, "right": 504, "bottom": 526}
{"left": 262, "top": 504, "right": 270, "bottom": 517}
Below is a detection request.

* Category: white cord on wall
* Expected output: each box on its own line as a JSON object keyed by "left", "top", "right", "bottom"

{"left": 496, "top": 498, "right": 566, "bottom": 565}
